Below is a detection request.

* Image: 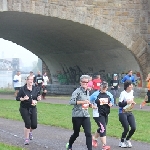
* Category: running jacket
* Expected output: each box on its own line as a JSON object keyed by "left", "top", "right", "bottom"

{"left": 34, "top": 75, "right": 44, "bottom": 86}
{"left": 110, "top": 79, "right": 119, "bottom": 90}
{"left": 95, "top": 92, "right": 111, "bottom": 116}
{"left": 90, "top": 90, "right": 114, "bottom": 117}
{"left": 16, "top": 84, "right": 40, "bottom": 108}
{"left": 122, "top": 75, "right": 135, "bottom": 84}
{"left": 70, "top": 87, "right": 90, "bottom": 117}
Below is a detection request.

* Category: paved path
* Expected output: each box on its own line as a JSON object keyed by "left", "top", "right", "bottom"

{"left": 0, "top": 94, "right": 150, "bottom": 150}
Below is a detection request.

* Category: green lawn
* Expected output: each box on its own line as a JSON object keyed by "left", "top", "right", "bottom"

{"left": 0, "top": 99, "right": 150, "bottom": 143}
{"left": 0, "top": 143, "right": 25, "bottom": 150}
{"left": 0, "top": 88, "right": 14, "bottom": 94}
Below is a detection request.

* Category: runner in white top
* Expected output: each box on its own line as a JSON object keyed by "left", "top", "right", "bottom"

{"left": 43, "top": 72, "right": 49, "bottom": 86}
{"left": 118, "top": 80, "right": 136, "bottom": 148}
{"left": 42, "top": 72, "right": 49, "bottom": 99}
{"left": 13, "top": 71, "right": 22, "bottom": 97}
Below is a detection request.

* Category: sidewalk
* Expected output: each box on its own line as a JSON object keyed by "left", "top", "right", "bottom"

{"left": 0, "top": 94, "right": 150, "bottom": 150}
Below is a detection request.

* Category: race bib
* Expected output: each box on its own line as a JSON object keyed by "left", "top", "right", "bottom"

{"left": 97, "top": 83, "right": 100, "bottom": 86}
{"left": 38, "top": 80, "right": 42, "bottom": 83}
{"left": 99, "top": 98, "right": 109, "bottom": 105}
{"left": 82, "top": 104, "right": 89, "bottom": 109}
{"left": 113, "top": 83, "right": 118, "bottom": 86}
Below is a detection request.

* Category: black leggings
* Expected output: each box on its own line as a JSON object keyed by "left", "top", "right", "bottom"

{"left": 69, "top": 117, "right": 92, "bottom": 150}
{"left": 19, "top": 107, "right": 37, "bottom": 129}
{"left": 119, "top": 112, "right": 136, "bottom": 142}
{"left": 146, "top": 90, "right": 150, "bottom": 103}
{"left": 93, "top": 115, "right": 108, "bottom": 137}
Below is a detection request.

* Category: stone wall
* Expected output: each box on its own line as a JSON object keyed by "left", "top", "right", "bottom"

{"left": 46, "top": 84, "right": 78, "bottom": 95}
{"left": 46, "top": 84, "right": 147, "bottom": 98}
{"left": 0, "top": 0, "right": 150, "bottom": 78}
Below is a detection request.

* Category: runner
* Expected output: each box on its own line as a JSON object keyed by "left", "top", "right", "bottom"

{"left": 91, "top": 75, "right": 102, "bottom": 94}
{"left": 140, "top": 73, "right": 150, "bottom": 109}
{"left": 110, "top": 74, "right": 120, "bottom": 106}
{"left": 16, "top": 75, "right": 41, "bottom": 145}
{"left": 122, "top": 70, "right": 136, "bottom": 85}
{"left": 42, "top": 72, "right": 49, "bottom": 99}
{"left": 90, "top": 81, "right": 113, "bottom": 150}
{"left": 118, "top": 80, "right": 136, "bottom": 148}
{"left": 34, "top": 71, "right": 44, "bottom": 94}
{"left": 13, "top": 71, "right": 22, "bottom": 97}
{"left": 87, "top": 75, "right": 93, "bottom": 95}
{"left": 66, "top": 75, "right": 93, "bottom": 150}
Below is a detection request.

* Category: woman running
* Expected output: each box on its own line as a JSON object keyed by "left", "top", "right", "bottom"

{"left": 110, "top": 74, "right": 120, "bottom": 106}
{"left": 66, "top": 75, "right": 93, "bottom": 150}
{"left": 140, "top": 73, "right": 150, "bottom": 109}
{"left": 16, "top": 75, "right": 41, "bottom": 145}
{"left": 90, "top": 81, "right": 113, "bottom": 150}
{"left": 118, "top": 80, "right": 136, "bottom": 148}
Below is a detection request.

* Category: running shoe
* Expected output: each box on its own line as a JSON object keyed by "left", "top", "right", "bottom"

{"left": 120, "top": 142, "right": 127, "bottom": 148}
{"left": 29, "top": 132, "right": 33, "bottom": 140}
{"left": 118, "top": 141, "right": 121, "bottom": 147}
{"left": 125, "top": 140, "right": 132, "bottom": 147}
{"left": 66, "top": 143, "right": 72, "bottom": 150}
{"left": 24, "top": 139, "right": 29, "bottom": 145}
{"left": 92, "top": 136, "right": 98, "bottom": 147}
{"left": 102, "top": 145, "right": 110, "bottom": 150}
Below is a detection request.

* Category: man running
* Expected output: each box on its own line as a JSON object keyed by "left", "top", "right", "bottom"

{"left": 13, "top": 71, "right": 22, "bottom": 97}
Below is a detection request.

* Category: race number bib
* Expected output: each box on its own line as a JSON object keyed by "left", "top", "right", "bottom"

{"left": 82, "top": 104, "right": 89, "bottom": 109}
{"left": 99, "top": 98, "right": 109, "bottom": 105}
{"left": 38, "top": 80, "right": 42, "bottom": 83}
{"left": 113, "top": 83, "right": 118, "bottom": 86}
{"left": 97, "top": 83, "right": 100, "bottom": 86}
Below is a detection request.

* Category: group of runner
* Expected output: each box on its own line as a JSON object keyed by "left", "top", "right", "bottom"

{"left": 66, "top": 70, "right": 141, "bottom": 150}
{"left": 14, "top": 69, "right": 150, "bottom": 149}
{"left": 13, "top": 70, "right": 49, "bottom": 99}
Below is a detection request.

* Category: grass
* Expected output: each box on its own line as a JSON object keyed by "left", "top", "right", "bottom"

{"left": 0, "top": 143, "right": 25, "bottom": 150}
{"left": 0, "top": 99, "right": 150, "bottom": 143}
{"left": 0, "top": 88, "right": 14, "bottom": 94}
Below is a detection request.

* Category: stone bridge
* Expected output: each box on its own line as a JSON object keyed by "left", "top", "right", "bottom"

{"left": 0, "top": 0, "right": 150, "bottom": 86}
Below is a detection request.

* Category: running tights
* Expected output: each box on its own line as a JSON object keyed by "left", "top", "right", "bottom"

{"left": 69, "top": 117, "right": 92, "bottom": 150}
{"left": 19, "top": 107, "right": 37, "bottom": 129}
{"left": 93, "top": 115, "right": 108, "bottom": 137}
{"left": 119, "top": 112, "right": 136, "bottom": 142}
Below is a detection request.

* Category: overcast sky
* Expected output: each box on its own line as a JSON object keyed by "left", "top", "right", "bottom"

{"left": 0, "top": 38, "right": 38, "bottom": 66}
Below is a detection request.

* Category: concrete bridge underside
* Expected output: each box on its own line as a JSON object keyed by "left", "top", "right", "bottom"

{"left": 0, "top": 11, "right": 142, "bottom": 84}
{"left": 0, "top": 0, "right": 150, "bottom": 86}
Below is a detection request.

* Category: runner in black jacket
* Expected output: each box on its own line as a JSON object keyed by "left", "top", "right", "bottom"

{"left": 34, "top": 71, "right": 44, "bottom": 93}
{"left": 92, "top": 81, "right": 112, "bottom": 150}
{"left": 16, "top": 75, "right": 41, "bottom": 145}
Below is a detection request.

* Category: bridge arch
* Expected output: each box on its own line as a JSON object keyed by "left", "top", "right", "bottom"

{"left": 0, "top": 0, "right": 150, "bottom": 86}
